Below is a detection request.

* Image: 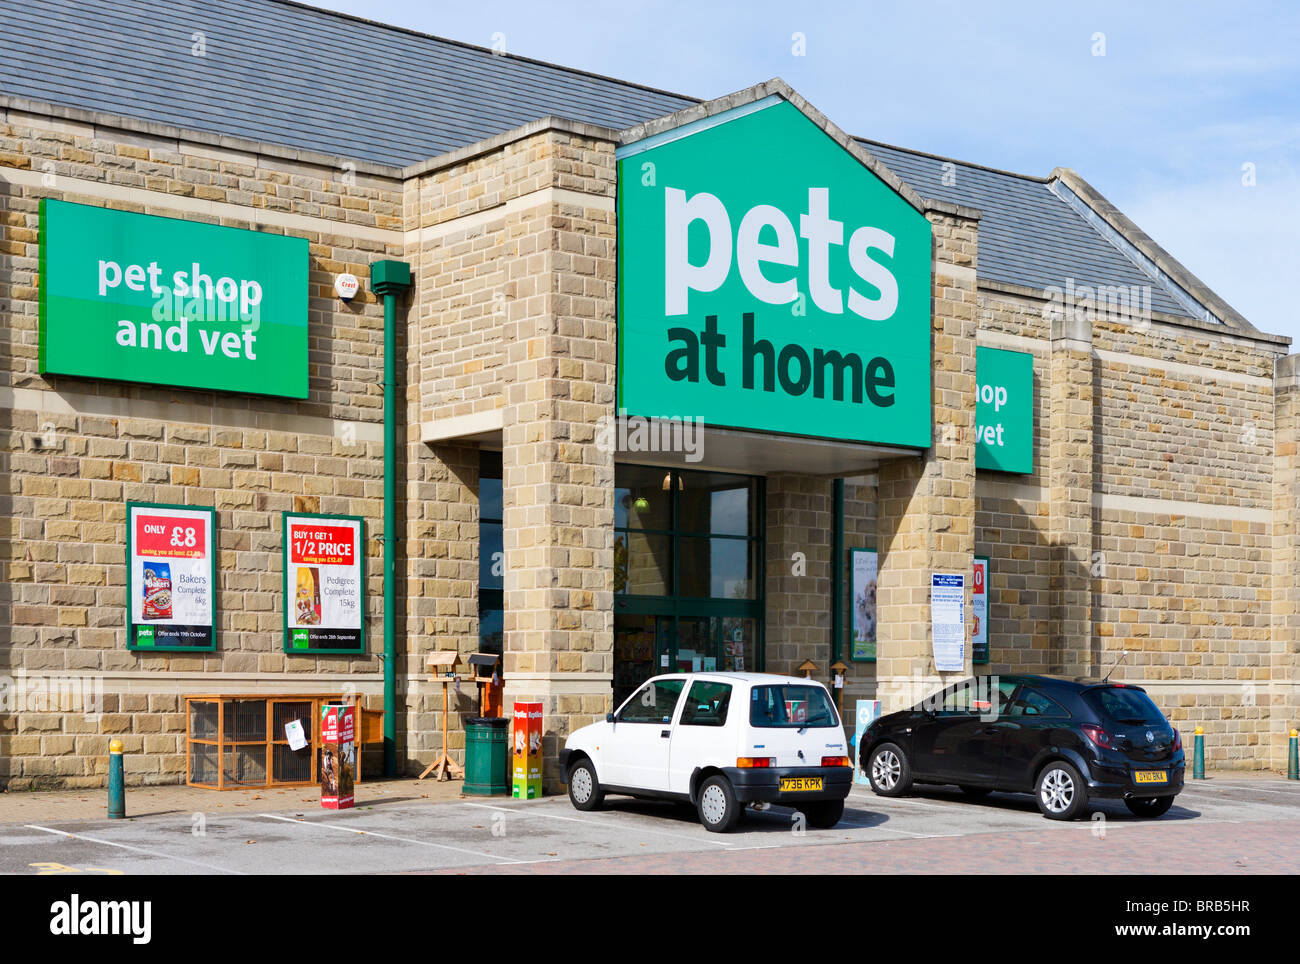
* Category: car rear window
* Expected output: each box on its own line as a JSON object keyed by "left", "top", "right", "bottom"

{"left": 749, "top": 684, "right": 839, "bottom": 728}
{"left": 1085, "top": 686, "right": 1165, "bottom": 725}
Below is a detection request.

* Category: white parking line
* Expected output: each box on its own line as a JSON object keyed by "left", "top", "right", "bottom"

{"left": 1188, "top": 783, "right": 1300, "bottom": 795}
{"left": 258, "top": 813, "right": 518, "bottom": 863}
{"left": 24, "top": 824, "right": 244, "bottom": 875}
{"left": 460, "top": 801, "right": 736, "bottom": 848}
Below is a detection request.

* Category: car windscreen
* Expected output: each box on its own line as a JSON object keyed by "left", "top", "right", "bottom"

{"left": 749, "top": 684, "right": 839, "bottom": 728}
{"left": 1085, "top": 686, "right": 1166, "bottom": 726}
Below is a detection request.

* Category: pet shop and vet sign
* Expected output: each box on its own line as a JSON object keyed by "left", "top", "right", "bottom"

{"left": 617, "top": 97, "right": 932, "bottom": 447}
{"left": 283, "top": 512, "right": 365, "bottom": 655}
{"left": 126, "top": 502, "right": 216, "bottom": 652}
{"left": 38, "top": 198, "right": 309, "bottom": 397}
{"left": 975, "top": 346, "right": 1033, "bottom": 473}
{"left": 512, "top": 702, "right": 543, "bottom": 799}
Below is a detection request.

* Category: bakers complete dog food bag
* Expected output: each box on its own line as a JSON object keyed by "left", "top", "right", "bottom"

{"left": 142, "top": 563, "right": 173, "bottom": 620}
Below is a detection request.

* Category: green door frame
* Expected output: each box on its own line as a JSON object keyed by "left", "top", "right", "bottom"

{"left": 614, "top": 466, "right": 766, "bottom": 673}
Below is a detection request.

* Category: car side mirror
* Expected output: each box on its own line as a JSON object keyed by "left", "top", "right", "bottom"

{"left": 606, "top": 712, "right": 615, "bottom": 724}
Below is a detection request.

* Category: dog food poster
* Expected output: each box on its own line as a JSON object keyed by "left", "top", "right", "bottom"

{"left": 285, "top": 514, "right": 363, "bottom": 652}
{"left": 972, "top": 556, "right": 989, "bottom": 664}
{"left": 850, "top": 548, "right": 878, "bottom": 661}
{"left": 320, "top": 703, "right": 355, "bottom": 810}
{"left": 512, "top": 702, "right": 542, "bottom": 800}
{"left": 128, "top": 503, "right": 214, "bottom": 650}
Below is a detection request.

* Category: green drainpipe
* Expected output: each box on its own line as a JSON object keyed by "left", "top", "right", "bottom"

{"left": 370, "top": 259, "right": 412, "bottom": 778}
{"left": 831, "top": 478, "right": 844, "bottom": 663}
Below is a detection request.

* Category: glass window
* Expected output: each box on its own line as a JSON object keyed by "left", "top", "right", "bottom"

{"left": 480, "top": 475, "right": 502, "bottom": 522}
{"left": 478, "top": 608, "right": 503, "bottom": 657}
{"left": 479, "top": 521, "right": 503, "bottom": 591}
{"left": 614, "top": 531, "right": 670, "bottom": 596}
{"left": 677, "top": 473, "right": 756, "bottom": 537}
{"left": 614, "top": 465, "right": 672, "bottom": 530}
{"left": 939, "top": 683, "right": 976, "bottom": 715}
{"left": 618, "top": 678, "right": 684, "bottom": 724}
{"left": 680, "top": 681, "right": 732, "bottom": 727}
{"left": 1085, "top": 687, "right": 1164, "bottom": 725}
{"left": 1010, "top": 687, "right": 1069, "bottom": 718}
{"left": 677, "top": 536, "right": 756, "bottom": 599}
{"left": 749, "top": 684, "right": 839, "bottom": 729}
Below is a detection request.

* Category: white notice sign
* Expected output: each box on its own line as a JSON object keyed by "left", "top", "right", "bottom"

{"left": 931, "top": 573, "right": 966, "bottom": 672}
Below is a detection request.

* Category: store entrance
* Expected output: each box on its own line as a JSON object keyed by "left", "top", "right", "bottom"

{"left": 612, "top": 465, "right": 764, "bottom": 708}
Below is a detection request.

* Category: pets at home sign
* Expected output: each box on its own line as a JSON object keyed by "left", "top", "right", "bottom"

{"left": 283, "top": 513, "right": 364, "bottom": 654}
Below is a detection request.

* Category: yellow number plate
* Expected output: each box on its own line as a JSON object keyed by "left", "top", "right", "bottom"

{"left": 779, "top": 776, "right": 823, "bottom": 792}
{"left": 1134, "top": 770, "right": 1168, "bottom": 785}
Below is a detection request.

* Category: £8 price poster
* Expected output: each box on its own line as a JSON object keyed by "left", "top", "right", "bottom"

{"left": 282, "top": 512, "right": 365, "bottom": 654}
{"left": 126, "top": 502, "right": 217, "bottom": 651}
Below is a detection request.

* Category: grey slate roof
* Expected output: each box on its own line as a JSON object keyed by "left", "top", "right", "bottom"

{"left": 0, "top": 0, "right": 1203, "bottom": 321}
{"left": 862, "top": 142, "right": 1194, "bottom": 318}
{"left": 0, "top": 0, "right": 696, "bottom": 165}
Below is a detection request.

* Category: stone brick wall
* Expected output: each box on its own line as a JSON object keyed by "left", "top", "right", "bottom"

{"left": 971, "top": 284, "right": 1289, "bottom": 769}
{"left": 1, "top": 104, "right": 404, "bottom": 787}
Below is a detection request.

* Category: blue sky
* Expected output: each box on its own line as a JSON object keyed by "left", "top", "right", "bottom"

{"left": 317, "top": 0, "right": 1298, "bottom": 342}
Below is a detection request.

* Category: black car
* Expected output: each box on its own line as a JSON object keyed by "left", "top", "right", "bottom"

{"left": 858, "top": 675, "right": 1185, "bottom": 820}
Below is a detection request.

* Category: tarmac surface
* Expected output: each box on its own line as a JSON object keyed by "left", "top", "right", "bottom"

{"left": 1, "top": 773, "right": 1297, "bottom": 875}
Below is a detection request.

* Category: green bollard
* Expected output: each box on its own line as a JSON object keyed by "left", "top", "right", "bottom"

{"left": 107, "top": 738, "right": 125, "bottom": 819}
{"left": 1289, "top": 729, "right": 1298, "bottom": 781}
{"left": 1192, "top": 726, "right": 1205, "bottom": 780}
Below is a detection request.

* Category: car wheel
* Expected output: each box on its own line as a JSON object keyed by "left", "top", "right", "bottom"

{"left": 1034, "top": 761, "right": 1088, "bottom": 820}
{"left": 800, "top": 799, "right": 845, "bottom": 829}
{"left": 1124, "top": 795, "right": 1175, "bottom": 818}
{"left": 959, "top": 785, "right": 992, "bottom": 798}
{"left": 867, "top": 743, "right": 913, "bottom": 797}
{"left": 566, "top": 757, "right": 604, "bottom": 812}
{"left": 696, "top": 775, "right": 741, "bottom": 833}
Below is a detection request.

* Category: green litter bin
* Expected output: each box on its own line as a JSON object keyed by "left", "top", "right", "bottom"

{"left": 463, "top": 717, "right": 510, "bottom": 795}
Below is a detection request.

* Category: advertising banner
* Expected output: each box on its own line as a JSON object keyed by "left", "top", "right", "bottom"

{"left": 975, "top": 346, "right": 1034, "bottom": 472}
{"left": 849, "top": 547, "right": 878, "bottom": 661}
{"left": 126, "top": 502, "right": 216, "bottom": 652}
{"left": 931, "top": 572, "right": 966, "bottom": 672}
{"left": 512, "top": 702, "right": 542, "bottom": 800}
{"left": 282, "top": 513, "right": 365, "bottom": 654}
{"left": 39, "top": 198, "right": 309, "bottom": 398}
{"left": 617, "top": 98, "right": 933, "bottom": 448}
{"left": 972, "top": 555, "right": 990, "bottom": 664}
{"left": 853, "top": 699, "right": 882, "bottom": 786}
{"left": 320, "top": 703, "right": 356, "bottom": 810}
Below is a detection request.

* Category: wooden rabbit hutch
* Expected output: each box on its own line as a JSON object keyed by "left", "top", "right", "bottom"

{"left": 185, "top": 695, "right": 383, "bottom": 789}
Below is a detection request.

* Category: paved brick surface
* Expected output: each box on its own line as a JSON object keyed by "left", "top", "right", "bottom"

{"left": 1, "top": 775, "right": 1295, "bottom": 875}
{"left": 0, "top": 777, "right": 464, "bottom": 824}
{"left": 445, "top": 816, "right": 1297, "bottom": 875}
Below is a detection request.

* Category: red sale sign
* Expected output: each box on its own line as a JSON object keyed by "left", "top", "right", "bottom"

{"left": 290, "top": 524, "right": 356, "bottom": 566}
{"left": 135, "top": 515, "right": 207, "bottom": 559}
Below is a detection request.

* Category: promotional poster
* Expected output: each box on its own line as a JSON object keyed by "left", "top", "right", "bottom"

{"left": 283, "top": 513, "right": 365, "bottom": 653}
{"left": 126, "top": 502, "right": 216, "bottom": 651}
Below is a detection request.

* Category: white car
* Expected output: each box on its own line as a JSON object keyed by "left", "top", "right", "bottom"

{"left": 560, "top": 672, "right": 853, "bottom": 832}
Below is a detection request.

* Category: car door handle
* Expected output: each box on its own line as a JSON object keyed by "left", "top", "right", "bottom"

{"left": 661, "top": 730, "right": 671, "bottom": 738}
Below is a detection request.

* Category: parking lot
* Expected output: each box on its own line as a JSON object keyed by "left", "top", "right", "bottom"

{"left": 2, "top": 777, "right": 1297, "bottom": 875}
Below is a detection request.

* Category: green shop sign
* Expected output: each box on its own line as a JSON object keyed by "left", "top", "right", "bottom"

{"left": 617, "top": 98, "right": 933, "bottom": 448}
{"left": 975, "top": 346, "right": 1034, "bottom": 473}
{"left": 39, "top": 199, "right": 309, "bottom": 397}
